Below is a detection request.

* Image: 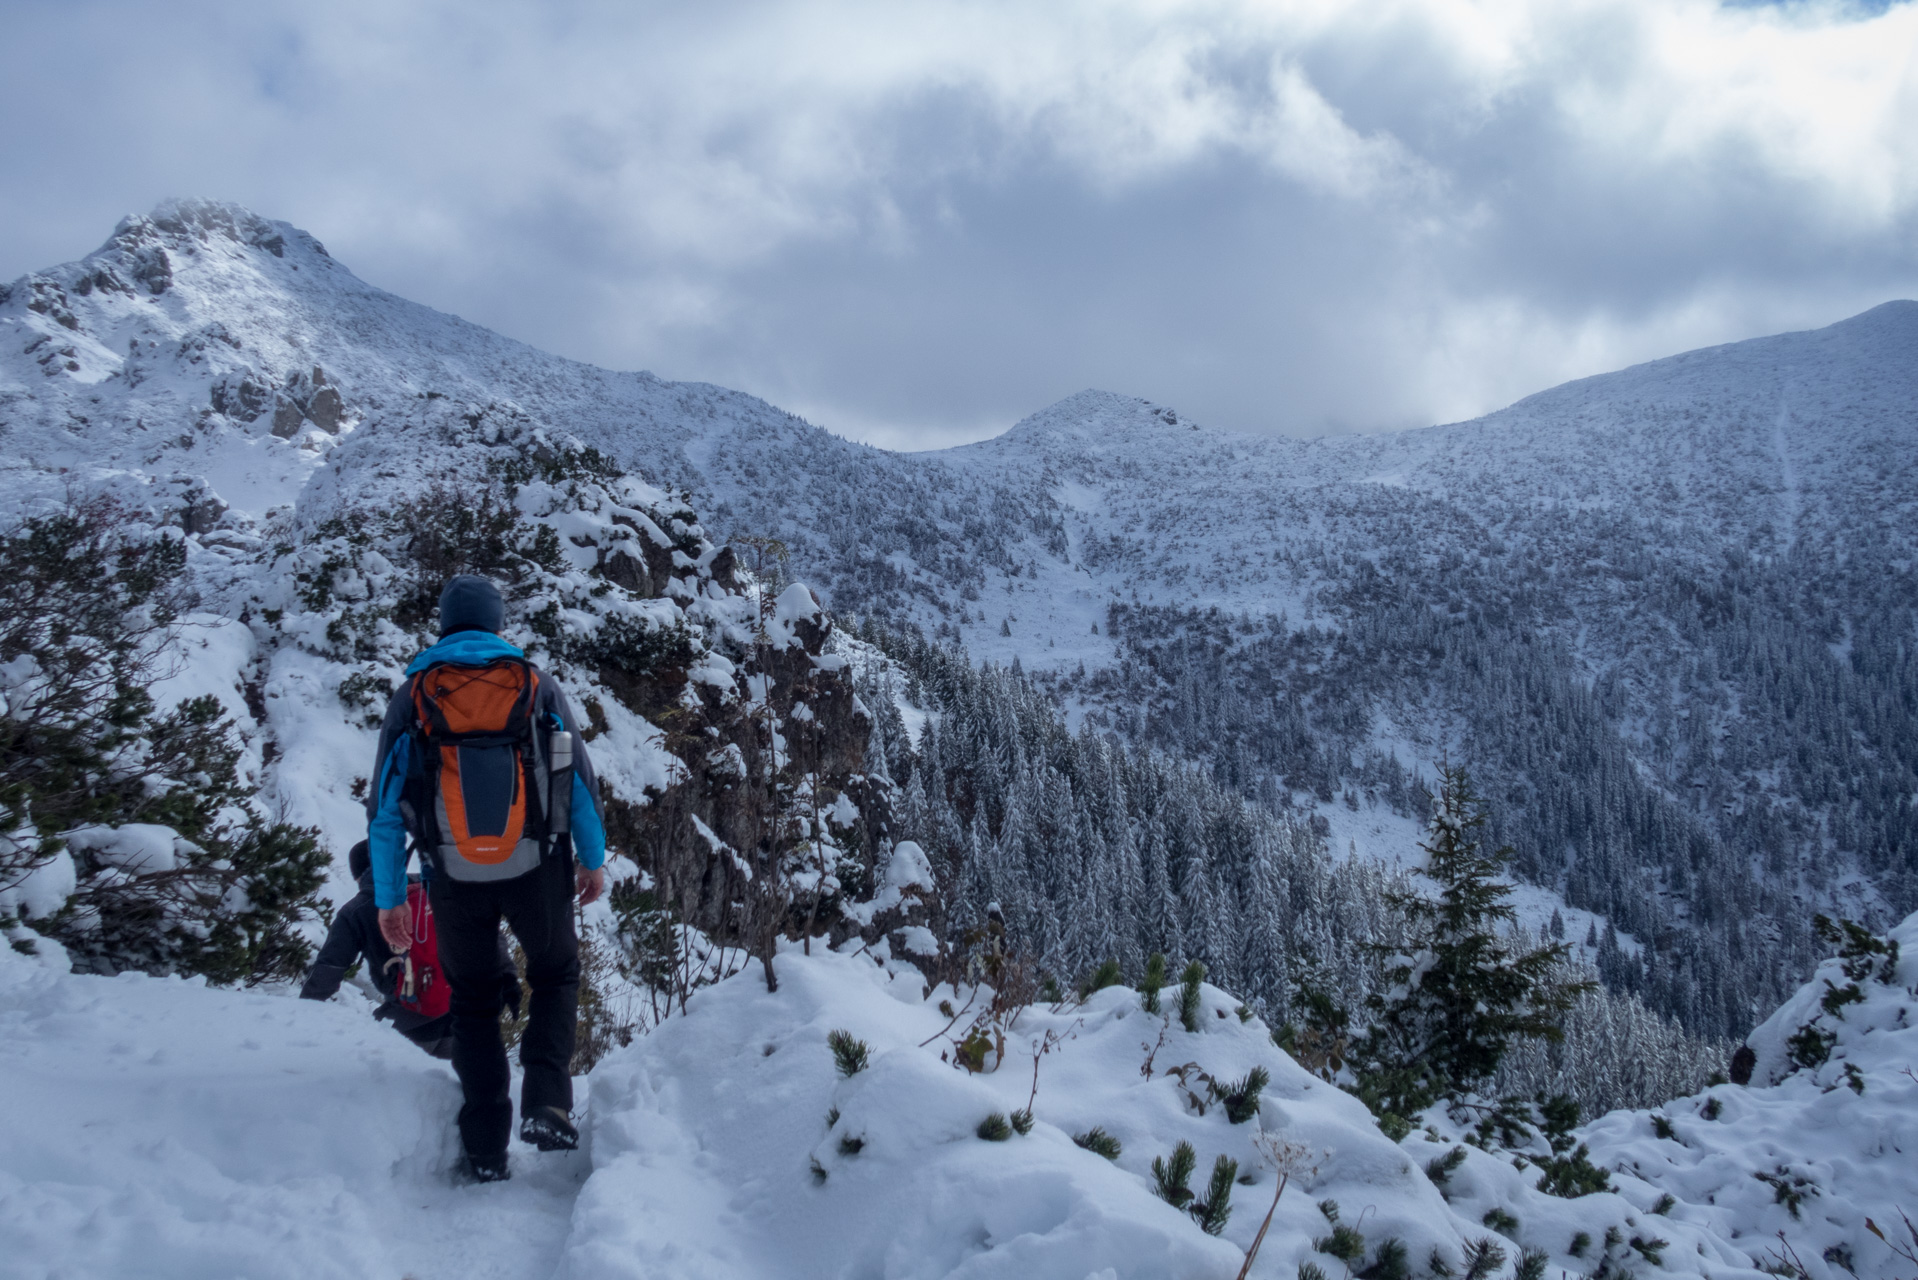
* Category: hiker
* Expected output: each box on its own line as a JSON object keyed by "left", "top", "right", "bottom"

{"left": 298, "top": 839, "right": 521, "bottom": 1059}
{"left": 366, "top": 574, "right": 608, "bottom": 1183}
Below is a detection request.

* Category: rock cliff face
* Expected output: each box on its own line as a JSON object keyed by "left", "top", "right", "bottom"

{"left": 0, "top": 199, "right": 908, "bottom": 956}
{"left": 247, "top": 399, "right": 894, "bottom": 954}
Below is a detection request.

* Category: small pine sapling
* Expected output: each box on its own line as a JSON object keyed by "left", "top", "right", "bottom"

{"left": 1377, "top": 1112, "right": 1413, "bottom": 1142}
{"left": 1426, "top": 1146, "right": 1467, "bottom": 1188}
{"left": 1701, "top": 1095, "right": 1723, "bottom": 1120}
{"left": 1428, "top": 1247, "right": 1454, "bottom": 1277}
{"left": 1142, "top": 952, "right": 1168, "bottom": 1014}
{"left": 1358, "top": 1239, "right": 1409, "bottom": 1280}
{"left": 825, "top": 1107, "right": 840, "bottom": 1128}
{"left": 1318, "top": 1199, "right": 1341, "bottom": 1222}
{"left": 976, "top": 1112, "right": 1013, "bottom": 1141}
{"left": 810, "top": 1157, "right": 828, "bottom": 1184}
{"left": 1365, "top": 1243, "right": 1411, "bottom": 1280}
{"left": 1300, "top": 1266, "right": 1329, "bottom": 1280}
{"left": 837, "top": 1133, "right": 865, "bottom": 1156}
{"left": 1651, "top": 1114, "right": 1675, "bottom": 1140}
{"left": 1652, "top": 1193, "right": 1676, "bottom": 1215}
{"left": 1180, "top": 960, "right": 1207, "bottom": 1032}
{"left": 1534, "top": 1096, "right": 1613, "bottom": 1198}
{"left": 1153, "top": 1140, "right": 1198, "bottom": 1207}
{"left": 1461, "top": 1237, "right": 1506, "bottom": 1280}
{"left": 1073, "top": 1127, "right": 1122, "bottom": 1160}
{"left": 1210, "top": 1065, "right": 1271, "bottom": 1125}
{"left": 1317, "top": 1225, "right": 1366, "bottom": 1262}
{"left": 1516, "top": 1249, "right": 1549, "bottom": 1280}
{"left": 1192, "top": 1155, "right": 1237, "bottom": 1235}
{"left": 1630, "top": 1235, "right": 1669, "bottom": 1265}
{"left": 1009, "top": 1107, "right": 1034, "bottom": 1136}
{"left": 1568, "top": 1232, "right": 1591, "bottom": 1257}
{"left": 828, "top": 1029, "right": 870, "bottom": 1077}
{"left": 1603, "top": 1226, "right": 1624, "bottom": 1251}
{"left": 1482, "top": 1208, "right": 1519, "bottom": 1234}
{"left": 1079, "top": 958, "right": 1123, "bottom": 999}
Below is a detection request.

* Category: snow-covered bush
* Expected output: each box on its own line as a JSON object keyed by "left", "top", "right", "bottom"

{"left": 0, "top": 499, "right": 325, "bottom": 982}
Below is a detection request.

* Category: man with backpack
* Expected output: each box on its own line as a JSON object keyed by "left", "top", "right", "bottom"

{"left": 298, "top": 839, "right": 521, "bottom": 1059}
{"left": 366, "top": 574, "right": 608, "bottom": 1183}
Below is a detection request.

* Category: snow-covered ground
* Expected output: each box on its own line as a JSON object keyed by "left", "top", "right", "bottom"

{"left": 7, "top": 901, "right": 1910, "bottom": 1280}
{"left": 13, "top": 911, "right": 1914, "bottom": 1280}
{"left": 0, "top": 944, "right": 586, "bottom": 1280}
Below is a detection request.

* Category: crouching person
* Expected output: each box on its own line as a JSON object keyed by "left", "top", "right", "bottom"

{"left": 367, "top": 575, "right": 607, "bottom": 1183}
{"left": 299, "top": 840, "right": 520, "bottom": 1058}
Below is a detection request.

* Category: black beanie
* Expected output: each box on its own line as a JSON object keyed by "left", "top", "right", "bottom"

{"left": 438, "top": 575, "right": 505, "bottom": 636}
{"left": 348, "top": 839, "right": 371, "bottom": 881}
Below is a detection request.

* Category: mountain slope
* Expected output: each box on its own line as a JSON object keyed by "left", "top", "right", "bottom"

{"left": 4, "top": 201, "right": 1913, "bottom": 1037}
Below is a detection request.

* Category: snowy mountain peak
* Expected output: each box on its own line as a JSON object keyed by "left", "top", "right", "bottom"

{"left": 983, "top": 388, "right": 1208, "bottom": 454}
{"left": 109, "top": 198, "right": 334, "bottom": 267}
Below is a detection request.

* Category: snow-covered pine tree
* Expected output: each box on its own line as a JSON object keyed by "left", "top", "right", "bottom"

{"left": 1351, "top": 765, "right": 1588, "bottom": 1121}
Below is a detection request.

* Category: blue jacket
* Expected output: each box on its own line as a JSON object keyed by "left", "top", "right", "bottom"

{"left": 364, "top": 632, "right": 607, "bottom": 909}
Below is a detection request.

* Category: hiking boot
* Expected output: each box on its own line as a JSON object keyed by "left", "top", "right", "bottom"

{"left": 464, "top": 1151, "right": 511, "bottom": 1183}
{"left": 519, "top": 1105, "right": 579, "bottom": 1152}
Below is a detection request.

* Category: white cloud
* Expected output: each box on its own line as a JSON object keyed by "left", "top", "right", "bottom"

{"left": 1, "top": 0, "right": 1914, "bottom": 441}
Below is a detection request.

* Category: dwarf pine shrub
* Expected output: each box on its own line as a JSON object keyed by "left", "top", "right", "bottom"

{"left": 1009, "top": 1107, "right": 1034, "bottom": 1136}
{"left": 976, "top": 1112, "right": 1012, "bottom": 1142}
{"left": 1516, "top": 1249, "right": 1549, "bottom": 1280}
{"left": 828, "top": 1029, "right": 870, "bottom": 1077}
{"left": 1192, "top": 1154, "right": 1237, "bottom": 1235}
{"left": 1629, "top": 1236, "right": 1669, "bottom": 1265}
{"left": 1073, "top": 1127, "right": 1122, "bottom": 1160}
{"left": 1210, "top": 1065, "right": 1270, "bottom": 1124}
{"left": 1079, "top": 958, "right": 1123, "bottom": 999}
{"left": 1, "top": 500, "right": 325, "bottom": 984}
{"left": 1152, "top": 1140, "right": 1197, "bottom": 1207}
{"left": 1461, "top": 1237, "right": 1506, "bottom": 1280}
{"left": 1317, "top": 1225, "right": 1366, "bottom": 1262}
{"left": 1358, "top": 1238, "right": 1409, "bottom": 1280}
{"left": 1179, "top": 960, "right": 1207, "bottom": 1032}
{"left": 1426, "top": 1146, "right": 1467, "bottom": 1187}
{"left": 1141, "top": 952, "right": 1167, "bottom": 1014}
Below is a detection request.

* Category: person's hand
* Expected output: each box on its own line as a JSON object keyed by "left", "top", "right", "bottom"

{"left": 576, "top": 865, "right": 605, "bottom": 906}
{"left": 378, "top": 905, "right": 411, "bottom": 951}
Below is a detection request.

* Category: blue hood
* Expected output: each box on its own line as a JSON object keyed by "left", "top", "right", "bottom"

{"left": 404, "top": 631, "right": 524, "bottom": 675}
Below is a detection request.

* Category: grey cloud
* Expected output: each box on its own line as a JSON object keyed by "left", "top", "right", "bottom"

{"left": 2, "top": 0, "right": 1914, "bottom": 444}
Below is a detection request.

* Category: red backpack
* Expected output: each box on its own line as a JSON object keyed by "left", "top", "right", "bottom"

{"left": 384, "top": 881, "right": 452, "bottom": 1020}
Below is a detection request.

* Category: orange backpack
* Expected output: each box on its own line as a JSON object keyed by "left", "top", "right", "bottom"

{"left": 403, "top": 657, "right": 560, "bottom": 881}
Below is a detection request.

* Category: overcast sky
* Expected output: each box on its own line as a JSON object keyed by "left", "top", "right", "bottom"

{"left": 3, "top": 0, "right": 1915, "bottom": 448}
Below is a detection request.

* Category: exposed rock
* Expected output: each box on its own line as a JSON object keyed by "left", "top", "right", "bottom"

{"left": 210, "top": 375, "right": 268, "bottom": 422}
{"left": 270, "top": 399, "right": 305, "bottom": 439}
{"left": 308, "top": 386, "right": 344, "bottom": 434}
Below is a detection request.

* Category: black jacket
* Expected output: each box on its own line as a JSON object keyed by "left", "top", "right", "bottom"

{"left": 299, "top": 873, "right": 519, "bottom": 1030}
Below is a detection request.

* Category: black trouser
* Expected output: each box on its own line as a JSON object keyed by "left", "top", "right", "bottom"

{"left": 400, "top": 1016, "right": 455, "bottom": 1060}
{"left": 428, "top": 855, "right": 578, "bottom": 1160}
